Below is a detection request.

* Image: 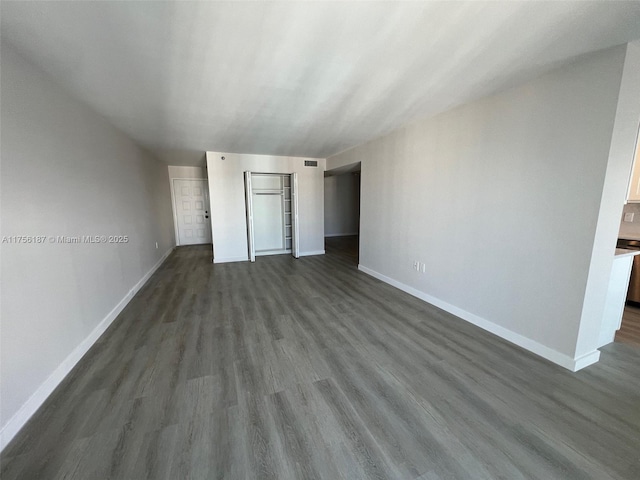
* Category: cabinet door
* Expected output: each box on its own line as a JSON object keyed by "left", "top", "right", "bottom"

{"left": 627, "top": 135, "right": 640, "bottom": 203}
{"left": 598, "top": 255, "right": 634, "bottom": 347}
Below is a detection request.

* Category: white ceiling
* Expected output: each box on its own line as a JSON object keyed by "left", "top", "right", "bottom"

{"left": 3, "top": 1, "right": 640, "bottom": 166}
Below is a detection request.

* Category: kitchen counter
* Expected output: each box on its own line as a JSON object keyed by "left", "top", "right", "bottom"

{"left": 615, "top": 248, "right": 640, "bottom": 258}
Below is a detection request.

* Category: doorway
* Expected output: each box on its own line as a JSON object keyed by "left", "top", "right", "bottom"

{"left": 172, "top": 178, "right": 212, "bottom": 246}
{"left": 323, "top": 164, "right": 361, "bottom": 265}
{"left": 617, "top": 129, "right": 640, "bottom": 346}
{"left": 244, "top": 172, "right": 299, "bottom": 262}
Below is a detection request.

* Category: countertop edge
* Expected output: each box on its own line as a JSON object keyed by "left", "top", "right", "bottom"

{"left": 615, "top": 248, "right": 640, "bottom": 258}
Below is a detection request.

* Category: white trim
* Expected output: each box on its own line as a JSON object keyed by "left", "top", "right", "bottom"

{"left": 572, "top": 350, "right": 601, "bottom": 371}
{"left": 0, "top": 247, "right": 174, "bottom": 452}
{"left": 357, "top": 264, "right": 598, "bottom": 372}
{"left": 244, "top": 171, "right": 255, "bottom": 262}
{"left": 324, "top": 233, "right": 359, "bottom": 238}
{"left": 213, "top": 256, "right": 248, "bottom": 264}
{"left": 169, "top": 178, "right": 180, "bottom": 245}
{"left": 291, "top": 172, "right": 300, "bottom": 259}
{"left": 256, "top": 249, "right": 292, "bottom": 256}
{"left": 299, "top": 250, "right": 325, "bottom": 257}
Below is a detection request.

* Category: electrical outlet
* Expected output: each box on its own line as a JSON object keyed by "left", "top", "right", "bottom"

{"left": 624, "top": 212, "right": 634, "bottom": 223}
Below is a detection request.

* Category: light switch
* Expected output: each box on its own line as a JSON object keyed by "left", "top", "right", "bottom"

{"left": 624, "top": 212, "right": 634, "bottom": 222}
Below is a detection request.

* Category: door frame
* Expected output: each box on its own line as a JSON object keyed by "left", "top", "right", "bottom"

{"left": 244, "top": 171, "right": 300, "bottom": 262}
{"left": 244, "top": 172, "right": 255, "bottom": 262}
{"left": 291, "top": 172, "right": 300, "bottom": 259}
{"left": 170, "top": 177, "right": 212, "bottom": 246}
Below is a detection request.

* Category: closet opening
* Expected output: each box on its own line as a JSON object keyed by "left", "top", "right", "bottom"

{"left": 244, "top": 172, "right": 299, "bottom": 262}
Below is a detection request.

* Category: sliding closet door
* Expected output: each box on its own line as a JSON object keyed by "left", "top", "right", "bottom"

{"left": 291, "top": 172, "right": 300, "bottom": 259}
{"left": 244, "top": 171, "right": 255, "bottom": 262}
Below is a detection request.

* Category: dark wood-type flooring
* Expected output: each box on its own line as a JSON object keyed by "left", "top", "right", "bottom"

{"left": 2, "top": 236, "right": 640, "bottom": 479}
{"left": 617, "top": 304, "right": 640, "bottom": 347}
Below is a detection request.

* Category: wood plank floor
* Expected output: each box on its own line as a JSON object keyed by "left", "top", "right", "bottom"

{"left": 2, "top": 237, "right": 640, "bottom": 479}
{"left": 617, "top": 304, "right": 640, "bottom": 346}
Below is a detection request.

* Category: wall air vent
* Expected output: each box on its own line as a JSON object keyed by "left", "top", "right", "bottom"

{"left": 304, "top": 160, "right": 318, "bottom": 167}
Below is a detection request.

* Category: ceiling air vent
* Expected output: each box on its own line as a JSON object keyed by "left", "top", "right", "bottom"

{"left": 304, "top": 160, "right": 318, "bottom": 167}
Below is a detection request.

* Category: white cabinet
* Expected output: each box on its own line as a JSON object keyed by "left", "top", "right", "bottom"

{"left": 599, "top": 252, "right": 636, "bottom": 347}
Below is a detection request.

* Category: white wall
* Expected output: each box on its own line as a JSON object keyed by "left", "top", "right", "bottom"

{"left": 619, "top": 203, "right": 640, "bottom": 238}
{"left": 575, "top": 41, "right": 640, "bottom": 360}
{"left": 168, "top": 165, "right": 206, "bottom": 180}
{"left": 327, "top": 45, "right": 634, "bottom": 370}
{"left": 206, "top": 151, "right": 325, "bottom": 262}
{"left": 324, "top": 173, "right": 360, "bottom": 237}
{"left": 0, "top": 42, "right": 175, "bottom": 448}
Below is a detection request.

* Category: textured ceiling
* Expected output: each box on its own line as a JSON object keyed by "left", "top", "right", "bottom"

{"left": 3, "top": 1, "right": 640, "bottom": 166}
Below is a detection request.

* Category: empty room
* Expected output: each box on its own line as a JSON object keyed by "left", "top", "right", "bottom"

{"left": 3, "top": 1, "right": 640, "bottom": 479}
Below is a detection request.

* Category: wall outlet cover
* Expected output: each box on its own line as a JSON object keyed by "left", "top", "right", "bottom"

{"left": 624, "top": 212, "right": 634, "bottom": 222}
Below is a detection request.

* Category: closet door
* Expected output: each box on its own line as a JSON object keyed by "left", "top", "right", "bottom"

{"left": 291, "top": 173, "right": 300, "bottom": 259}
{"left": 244, "top": 171, "right": 255, "bottom": 262}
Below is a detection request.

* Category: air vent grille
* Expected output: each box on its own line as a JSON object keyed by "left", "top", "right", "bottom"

{"left": 304, "top": 160, "right": 318, "bottom": 167}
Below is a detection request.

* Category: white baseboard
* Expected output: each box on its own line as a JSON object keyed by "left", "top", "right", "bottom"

{"left": 357, "top": 264, "right": 598, "bottom": 372}
{"left": 213, "top": 256, "right": 248, "bottom": 264}
{"left": 0, "top": 247, "right": 175, "bottom": 452}
{"left": 571, "top": 350, "right": 600, "bottom": 371}
{"left": 299, "top": 250, "right": 325, "bottom": 257}
{"left": 324, "top": 233, "right": 358, "bottom": 238}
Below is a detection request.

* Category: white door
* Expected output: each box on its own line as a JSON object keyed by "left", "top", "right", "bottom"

{"left": 173, "top": 179, "right": 212, "bottom": 246}
{"left": 291, "top": 172, "right": 300, "bottom": 259}
{"left": 244, "top": 172, "right": 255, "bottom": 262}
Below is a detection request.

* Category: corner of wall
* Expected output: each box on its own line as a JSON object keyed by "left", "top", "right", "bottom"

{"left": 0, "top": 247, "right": 174, "bottom": 452}
{"left": 576, "top": 41, "right": 640, "bottom": 358}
